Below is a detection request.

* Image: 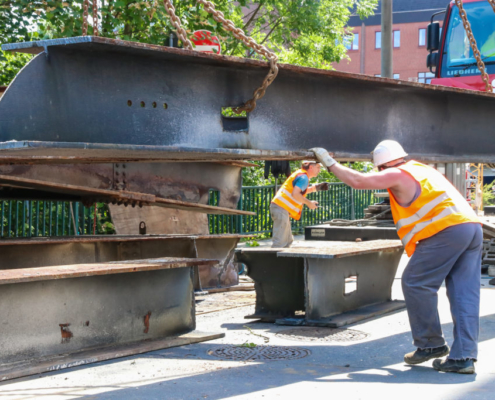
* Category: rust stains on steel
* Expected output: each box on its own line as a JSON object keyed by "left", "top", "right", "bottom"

{"left": 143, "top": 312, "right": 151, "bottom": 334}
{"left": 59, "top": 324, "right": 73, "bottom": 343}
{"left": 0, "top": 258, "right": 219, "bottom": 285}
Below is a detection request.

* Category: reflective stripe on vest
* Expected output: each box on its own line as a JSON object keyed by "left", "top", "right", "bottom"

{"left": 395, "top": 192, "right": 450, "bottom": 231}
{"left": 276, "top": 192, "right": 303, "bottom": 213}
{"left": 280, "top": 188, "right": 303, "bottom": 206}
{"left": 388, "top": 160, "right": 479, "bottom": 257}
{"left": 400, "top": 205, "right": 462, "bottom": 246}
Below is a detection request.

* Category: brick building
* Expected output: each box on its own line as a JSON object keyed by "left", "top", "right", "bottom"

{"left": 334, "top": 0, "right": 450, "bottom": 83}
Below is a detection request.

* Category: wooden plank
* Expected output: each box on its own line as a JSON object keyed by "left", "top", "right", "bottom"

{"left": 0, "top": 330, "right": 224, "bottom": 382}
{"left": 0, "top": 257, "right": 218, "bottom": 285}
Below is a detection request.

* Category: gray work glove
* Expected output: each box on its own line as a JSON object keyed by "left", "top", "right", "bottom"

{"left": 310, "top": 147, "right": 337, "bottom": 169}
{"left": 315, "top": 182, "right": 330, "bottom": 191}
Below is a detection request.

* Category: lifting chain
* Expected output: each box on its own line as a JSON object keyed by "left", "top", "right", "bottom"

{"left": 455, "top": 0, "right": 492, "bottom": 92}
{"left": 162, "top": 0, "right": 194, "bottom": 49}
{"left": 82, "top": 0, "right": 99, "bottom": 37}
{"left": 163, "top": 0, "right": 278, "bottom": 113}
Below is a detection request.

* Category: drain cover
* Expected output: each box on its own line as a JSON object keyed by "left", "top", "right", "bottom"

{"left": 208, "top": 345, "right": 311, "bottom": 361}
{"left": 276, "top": 327, "right": 369, "bottom": 342}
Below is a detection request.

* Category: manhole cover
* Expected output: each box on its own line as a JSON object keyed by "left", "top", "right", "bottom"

{"left": 208, "top": 345, "right": 311, "bottom": 361}
{"left": 276, "top": 327, "right": 369, "bottom": 342}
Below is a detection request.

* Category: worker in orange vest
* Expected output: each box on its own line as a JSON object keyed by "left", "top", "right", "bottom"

{"left": 313, "top": 141, "right": 481, "bottom": 374}
{"left": 270, "top": 160, "right": 329, "bottom": 248}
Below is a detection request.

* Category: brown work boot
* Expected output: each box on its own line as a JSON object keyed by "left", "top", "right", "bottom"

{"left": 433, "top": 358, "right": 475, "bottom": 374}
{"left": 404, "top": 345, "right": 450, "bottom": 365}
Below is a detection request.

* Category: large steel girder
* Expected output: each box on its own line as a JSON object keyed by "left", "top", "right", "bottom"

{"left": 2, "top": 37, "right": 495, "bottom": 163}
{"left": 236, "top": 243, "right": 404, "bottom": 326}
{"left": 0, "top": 234, "right": 240, "bottom": 289}
{"left": 0, "top": 161, "right": 241, "bottom": 207}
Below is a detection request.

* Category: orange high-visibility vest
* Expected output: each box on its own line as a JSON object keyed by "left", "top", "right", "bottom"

{"left": 271, "top": 169, "right": 309, "bottom": 220}
{"left": 388, "top": 161, "right": 480, "bottom": 257}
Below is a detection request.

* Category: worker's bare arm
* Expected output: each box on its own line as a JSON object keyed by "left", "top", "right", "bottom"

{"left": 292, "top": 187, "right": 318, "bottom": 209}
{"left": 329, "top": 163, "right": 403, "bottom": 190}
{"left": 306, "top": 185, "right": 317, "bottom": 194}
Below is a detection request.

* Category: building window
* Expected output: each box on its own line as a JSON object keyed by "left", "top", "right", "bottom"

{"left": 344, "top": 33, "right": 359, "bottom": 50}
{"left": 419, "top": 28, "right": 426, "bottom": 46}
{"left": 352, "top": 33, "right": 359, "bottom": 50}
{"left": 393, "top": 30, "right": 400, "bottom": 48}
{"left": 375, "top": 31, "right": 381, "bottom": 49}
{"left": 418, "top": 72, "right": 435, "bottom": 84}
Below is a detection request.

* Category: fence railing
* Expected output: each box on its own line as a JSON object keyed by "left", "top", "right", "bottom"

{"left": 209, "top": 183, "right": 377, "bottom": 235}
{"left": 0, "top": 184, "right": 377, "bottom": 238}
{"left": 0, "top": 200, "right": 107, "bottom": 238}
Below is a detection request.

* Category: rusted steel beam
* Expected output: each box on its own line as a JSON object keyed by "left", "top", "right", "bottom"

{"left": 2, "top": 37, "right": 495, "bottom": 163}
{"left": 0, "top": 173, "right": 255, "bottom": 215}
{"left": 0, "top": 234, "right": 250, "bottom": 246}
{"left": 0, "top": 142, "right": 313, "bottom": 164}
{"left": 0, "top": 257, "right": 217, "bottom": 285}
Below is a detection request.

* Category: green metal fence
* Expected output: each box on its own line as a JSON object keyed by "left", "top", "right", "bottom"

{"left": 209, "top": 183, "right": 377, "bottom": 235}
{"left": 0, "top": 184, "right": 377, "bottom": 238}
{"left": 0, "top": 200, "right": 105, "bottom": 238}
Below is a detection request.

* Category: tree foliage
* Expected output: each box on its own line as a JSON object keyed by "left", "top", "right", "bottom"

{"left": 242, "top": 160, "right": 372, "bottom": 186}
{"left": 0, "top": 0, "right": 377, "bottom": 85}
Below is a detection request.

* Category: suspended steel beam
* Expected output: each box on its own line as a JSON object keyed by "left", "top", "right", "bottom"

{"left": 1, "top": 37, "right": 495, "bottom": 163}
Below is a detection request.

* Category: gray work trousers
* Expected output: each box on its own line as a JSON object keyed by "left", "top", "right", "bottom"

{"left": 270, "top": 203, "right": 294, "bottom": 248}
{"left": 402, "top": 223, "right": 482, "bottom": 360}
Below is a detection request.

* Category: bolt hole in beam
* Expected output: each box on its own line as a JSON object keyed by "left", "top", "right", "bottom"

{"left": 163, "top": 103, "right": 168, "bottom": 109}
{"left": 344, "top": 275, "right": 357, "bottom": 295}
{"left": 152, "top": 101, "right": 157, "bottom": 108}
{"left": 221, "top": 107, "right": 248, "bottom": 132}
{"left": 127, "top": 100, "right": 132, "bottom": 106}
{"left": 140, "top": 101, "right": 145, "bottom": 108}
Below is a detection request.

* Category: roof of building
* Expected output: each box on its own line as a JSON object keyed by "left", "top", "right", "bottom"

{"left": 348, "top": 0, "right": 451, "bottom": 27}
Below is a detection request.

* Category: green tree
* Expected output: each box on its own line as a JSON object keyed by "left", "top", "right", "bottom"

{"left": 242, "top": 160, "right": 373, "bottom": 187}
{"left": 0, "top": 0, "right": 377, "bottom": 85}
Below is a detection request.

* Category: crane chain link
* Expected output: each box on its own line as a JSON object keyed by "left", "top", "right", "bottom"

{"left": 93, "top": 0, "right": 99, "bottom": 36}
{"left": 455, "top": 0, "right": 492, "bottom": 92}
{"left": 82, "top": 0, "right": 90, "bottom": 36}
{"left": 163, "top": 0, "right": 278, "bottom": 113}
{"left": 82, "top": 0, "right": 98, "bottom": 36}
{"left": 162, "top": 0, "right": 194, "bottom": 50}
{"left": 489, "top": 0, "right": 495, "bottom": 13}
{"left": 196, "top": 0, "right": 278, "bottom": 113}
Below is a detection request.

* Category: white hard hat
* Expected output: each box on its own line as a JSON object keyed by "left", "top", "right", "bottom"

{"left": 372, "top": 140, "right": 408, "bottom": 167}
